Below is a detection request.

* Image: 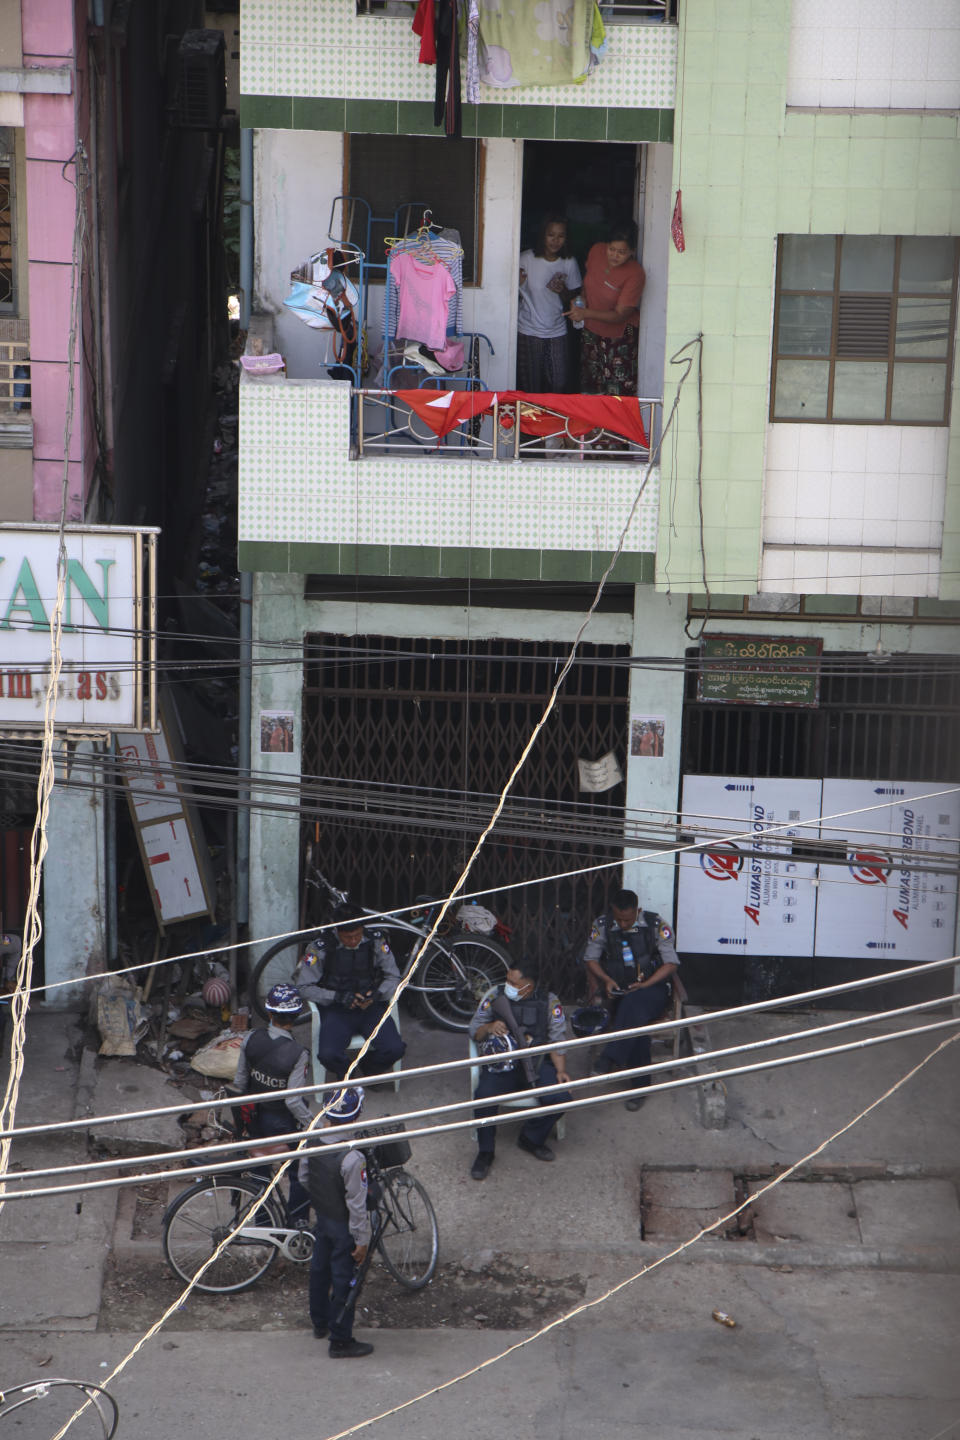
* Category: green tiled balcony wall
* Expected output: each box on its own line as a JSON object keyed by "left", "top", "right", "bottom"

{"left": 241, "top": 0, "right": 677, "bottom": 113}
{"left": 238, "top": 376, "right": 659, "bottom": 582}
{"left": 240, "top": 94, "right": 673, "bottom": 143}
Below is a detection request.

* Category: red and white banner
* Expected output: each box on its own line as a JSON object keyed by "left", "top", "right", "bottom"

{"left": 394, "top": 390, "right": 648, "bottom": 447}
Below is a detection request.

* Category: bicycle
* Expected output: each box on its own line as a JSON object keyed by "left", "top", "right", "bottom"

{"left": 249, "top": 865, "right": 512, "bottom": 1032}
{"left": 161, "top": 1117, "right": 438, "bottom": 1295}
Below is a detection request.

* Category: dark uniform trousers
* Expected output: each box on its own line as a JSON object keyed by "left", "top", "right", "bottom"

{"left": 316, "top": 1000, "right": 406, "bottom": 1081}
{"left": 309, "top": 1213, "right": 357, "bottom": 1343}
{"left": 248, "top": 1109, "right": 311, "bottom": 1222}
{"left": 473, "top": 1058, "right": 571, "bottom": 1155}
{"left": 600, "top": 981, "right": 671, "bottom": 1085}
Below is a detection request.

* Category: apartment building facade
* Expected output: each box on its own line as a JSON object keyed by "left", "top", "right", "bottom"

{"left": 238, "top": 0, "right": 960, "bottom": 998}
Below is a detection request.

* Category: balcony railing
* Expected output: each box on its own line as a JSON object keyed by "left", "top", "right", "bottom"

{"left": 0, "top": 343, "right": 30, "bottom": 417}
{"left": 355, "top": 390, "right": 662, "bottom": 463}
{"left": 356, "top": 0, "right": 676, "bottom": 19}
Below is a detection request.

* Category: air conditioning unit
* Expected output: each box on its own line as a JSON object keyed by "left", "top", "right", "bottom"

{"left": 173, "top": 30, "right": 225, "bottom": 131}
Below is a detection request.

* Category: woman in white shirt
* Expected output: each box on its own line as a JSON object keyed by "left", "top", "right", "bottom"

{"left": 517, "top": 214, "right": 581, "bottom": 392}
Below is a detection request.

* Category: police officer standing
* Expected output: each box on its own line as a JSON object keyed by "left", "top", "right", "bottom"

{"left": 295, "top": 904, "right": 406, "bottom": 1082}
{"left": 299, "top": 1085, "right": 374, "bottom": 1358}
{"left": 468, "top": 959, "right": 571, "bottom": 1180}
{"left": 581, "top": 887, "right": 679, "bottom": 1110}
{"left": 234, "top": 983, "right": 312, "bottom": 1218}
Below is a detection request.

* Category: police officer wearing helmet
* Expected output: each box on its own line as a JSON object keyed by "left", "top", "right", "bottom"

{"left": 468, "top": 959, "right": 571, "bottom": 1181}
{"left": 234, "top": 983, "right": 312, "bottom": 1219}
{"left": 298, "top": 1085, "right": 374, "bottom": 1358}
{"left": 581, "top": 887, "right": 679, "bottom": 1111}
{"left": 294, "top": 904, "right": 406, "bottom": 1082}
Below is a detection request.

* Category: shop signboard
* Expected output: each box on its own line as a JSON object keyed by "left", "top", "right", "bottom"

{"left": 677, "top": 775, "right": 820, "bottom": 956}
{"left": 0, "top": 525, "right": 157, "bottom": 731}
{"left": 814, "top": 780, "right": 960, "bottom": 961}
{"left": 117, "top": 692, "right": 215, "bottom": 931}
{"left": 697, "top": 635, "right": 822, "bottom": 707}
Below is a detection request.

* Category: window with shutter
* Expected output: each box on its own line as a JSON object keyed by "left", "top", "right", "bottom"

{"left": 771, "top": 236, "right": 958, "bottom": 424}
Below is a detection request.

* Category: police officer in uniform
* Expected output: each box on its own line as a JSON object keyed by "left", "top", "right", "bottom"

{"left": 295, "top": 904, "right": 406, "bottom": 1082}
{"left": 299, "top": 1085, "right": 374, "bottom": 1358}
{"left": 468, "top": 959, "right": 571, "bottom": 1181}
{"left": 234, "top": 982, "right": 312, "bottom": 1218}
{"left": 581, "top": 887, "right": 679, "bottom": 1111}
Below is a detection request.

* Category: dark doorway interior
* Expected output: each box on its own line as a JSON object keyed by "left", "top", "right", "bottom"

{"left": 520, "top": 140, "right": 638, "bottom": 270}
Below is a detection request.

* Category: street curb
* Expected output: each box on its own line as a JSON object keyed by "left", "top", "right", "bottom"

{"left": 73, "top": 1046, "right": 98, "bottom": 1123}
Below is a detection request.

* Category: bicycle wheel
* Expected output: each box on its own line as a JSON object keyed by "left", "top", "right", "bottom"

{"left": 376, "top": 1170, "right": 439, "bottom": 1290}
{"left": 161, "top": 1176, "right": 282, "bottom": 1293}
{"left": 417, "top": 933, "right": 511, "bottom": 1031}
{"left": 249, "top": 936, "right": 308, "bottom": 1020}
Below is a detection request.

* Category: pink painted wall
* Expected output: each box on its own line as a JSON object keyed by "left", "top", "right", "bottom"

{"left": 22, "top": 0, "right": 92, "bottom": 522}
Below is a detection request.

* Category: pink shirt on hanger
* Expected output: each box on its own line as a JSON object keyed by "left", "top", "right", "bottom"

{"left": 392, "top": 252, "right": 457, "bottom": 351}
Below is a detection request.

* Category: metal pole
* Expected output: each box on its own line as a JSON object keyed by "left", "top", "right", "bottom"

{"left": 239, "top": 128, "right": 254, "bottom": 330}
{"left": 236, "top": 571, "right": 253, "bottom": 927}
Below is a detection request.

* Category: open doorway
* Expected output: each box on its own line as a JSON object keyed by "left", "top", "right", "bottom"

{"left": 519, "top": 140, "right": 641, "bottom": 392}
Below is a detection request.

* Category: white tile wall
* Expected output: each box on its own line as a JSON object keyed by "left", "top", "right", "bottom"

{"left": 760, "top": 422, "right": 946, "bottom": 598}
{"left": 239, "top": 375, "right": 660, "bottom": 557}
{"left": 787, "top": 0, "right": 960, "bottom": 108}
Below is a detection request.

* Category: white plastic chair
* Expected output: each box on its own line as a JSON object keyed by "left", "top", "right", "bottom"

{"left": 468, "top": 987, "right": 566, "bottom": 1141}
{"left": 307, "top": 999, "right": 403, "bottom": 1093}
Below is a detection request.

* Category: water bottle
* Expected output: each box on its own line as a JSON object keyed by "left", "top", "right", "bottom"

{"left": 571, "top": 296, "right": 585, "bottom": 331}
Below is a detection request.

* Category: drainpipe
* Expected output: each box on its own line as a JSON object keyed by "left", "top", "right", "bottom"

{"left": 236, "top": 129, "right": 254, "bottom": 929}
{"left": 103, "top": 740, "right": 118, "bottom": 966}
{"left": 239, "top": 127, "right": 253, "bottom": 329}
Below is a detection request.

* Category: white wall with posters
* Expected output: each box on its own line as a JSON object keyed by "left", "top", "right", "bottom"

{"left": 815, "top": 781, "right": 960, "bottom": 962}
{"left": 677, "top": 776, "right": 821, "bottom": 955}
{"left": 677, "top": 774, "right": 959, "bottom": 962}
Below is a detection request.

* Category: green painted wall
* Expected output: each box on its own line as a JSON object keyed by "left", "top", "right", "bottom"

{"left": 659, "top": 0, "right": 960, "bottom": 596}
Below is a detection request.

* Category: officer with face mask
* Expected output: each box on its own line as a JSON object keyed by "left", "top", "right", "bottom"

{"left": 468, "top": 960, "right": 571, "bottom": 1181}
{"left": 581, "top": 886, "right": 679, "bottom": 1110}
{"left": 294, "top": 903, "right": 406, "bottom": 1082}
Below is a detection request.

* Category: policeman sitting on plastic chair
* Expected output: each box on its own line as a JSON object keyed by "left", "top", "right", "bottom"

{"left": 294, "top": 904, "right": 406, "bottom": 1084}
{"left": 581, "top": 887, "right": 680, "bottom": 1112}
{"left": 468, "top": 958, "right": 571, "bottom": 1181}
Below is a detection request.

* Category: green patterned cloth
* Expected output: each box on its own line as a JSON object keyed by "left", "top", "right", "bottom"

{"left": 477, "top": 0, "right": 595, "bottom": 88}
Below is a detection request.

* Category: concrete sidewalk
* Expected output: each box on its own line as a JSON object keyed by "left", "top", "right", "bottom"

{"left": 1, "top": 1003, "right": 959, "bottom": 1345}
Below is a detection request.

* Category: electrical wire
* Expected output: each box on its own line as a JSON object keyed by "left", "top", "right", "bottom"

{"left": 316, "top": 1028, "right": 960, "bottom": 1440}
{"left": 2, "top": 994, "right": 956, "bottom": 1192}
{"left": 5, "top": 954, "right": 958, "bottom": 1144}
{"left": 21, "top": 781, "right": 960, "bottom": 1000}
{"left": 0, "top": 141, "right": 89, "bottom": 1215}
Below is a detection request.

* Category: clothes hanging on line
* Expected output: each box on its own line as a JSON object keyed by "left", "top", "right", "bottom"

{"left": 435, "top": 0, "right": 462, "bottom": 137}
{"left": 478, "top": 0, "right": 594, "bottom": 88}
{"left": 387, "top": 232, "right": 463, "bottom": 335}
{"left": 412, "top": 0, "right": 436, "bottom": 63}
{"left": 391, "top": 252, "right": 457, "bottom": 351}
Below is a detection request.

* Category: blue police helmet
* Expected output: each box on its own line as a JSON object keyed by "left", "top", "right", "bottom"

{"left": 570, "top": 1005, "right": 610, "bottom": 1038}
{"left": 265, "top": 983, "right": 303, "bottom": 1016}
{"left": 478, "top": 1031, "right": 519, "bottom": 1072}
{"left": 326, "top": 1086, "right": 365, "bottom": 1123}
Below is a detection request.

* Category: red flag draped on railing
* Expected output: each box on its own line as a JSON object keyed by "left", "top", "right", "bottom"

{"left": 394, "top": 390, "right": 648, "bottom": 446}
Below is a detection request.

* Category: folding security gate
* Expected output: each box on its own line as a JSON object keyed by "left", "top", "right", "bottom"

{"left": 682, "top": 652, "right": 960, "bottom": 780}
{"left": 301, "top": 634, "right": 631, "bottom": 989}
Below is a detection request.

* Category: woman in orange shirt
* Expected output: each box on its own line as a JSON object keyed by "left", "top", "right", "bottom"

{"left": 570, "top": 222, "right": 645, "bottom": 396}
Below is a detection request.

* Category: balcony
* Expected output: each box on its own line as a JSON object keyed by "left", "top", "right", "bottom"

{"left": 238, "top": 372, "right": 660, "bottom": 584}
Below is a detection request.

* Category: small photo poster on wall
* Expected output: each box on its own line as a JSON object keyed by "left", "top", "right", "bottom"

{"left": 259, "top": 710, "right": 295, "bottom": 754}
{"left": 630, "top": 716, "right": 666, "bottom": 757}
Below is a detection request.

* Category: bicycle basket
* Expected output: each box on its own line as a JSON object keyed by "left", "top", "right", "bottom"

{"left": 356, "top": 1121, "right": 411, "bottom": 1170}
